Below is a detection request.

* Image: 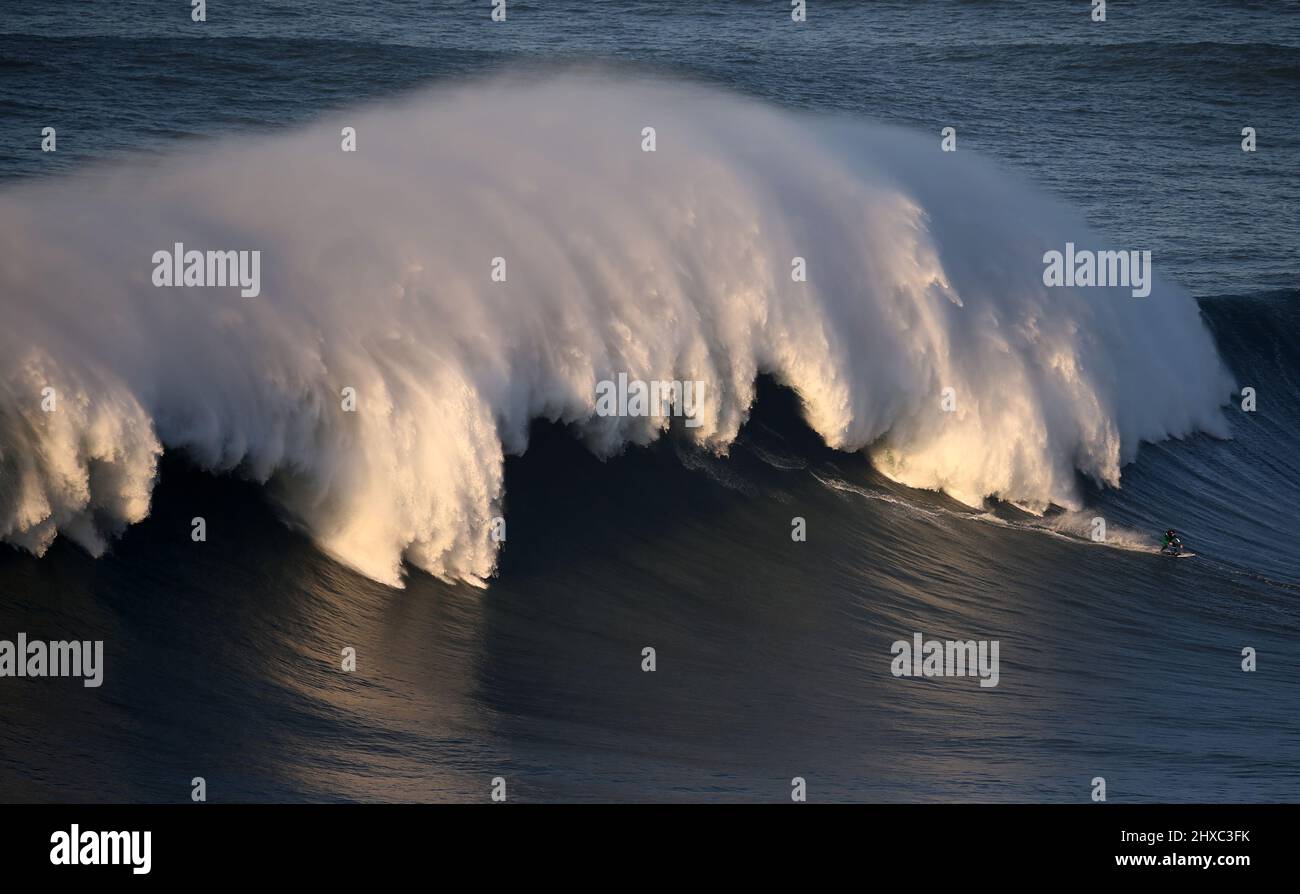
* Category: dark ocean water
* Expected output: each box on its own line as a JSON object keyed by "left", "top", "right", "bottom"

{"left": 1, "top": 1, "right": 1299, "bottom": 802}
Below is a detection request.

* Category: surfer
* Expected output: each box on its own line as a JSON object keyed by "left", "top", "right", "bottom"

{"left": 1161, "top": 529, "right": 1183, "bottom": 555}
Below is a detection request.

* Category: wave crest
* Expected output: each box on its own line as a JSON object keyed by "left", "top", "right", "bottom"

{"left": 0, "top": 73, "right": 1233, "bottom": 585}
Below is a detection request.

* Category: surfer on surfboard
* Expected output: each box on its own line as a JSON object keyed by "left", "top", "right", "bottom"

{"left": 1161, "top": 529, "right": 1184, "bottom": 555}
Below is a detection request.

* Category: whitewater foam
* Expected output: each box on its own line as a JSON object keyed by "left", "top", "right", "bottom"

{"left": 0, "top": 73, "right": 1234, "bottom": 586}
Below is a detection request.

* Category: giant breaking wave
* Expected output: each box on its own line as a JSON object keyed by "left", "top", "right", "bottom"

{"left": 0, "top": 74, "right": 1234, "bottom": 586}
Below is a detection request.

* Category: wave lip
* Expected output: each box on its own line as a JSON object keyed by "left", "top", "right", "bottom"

{"left": 0, "top": 72, "right": 1234, "bottom": 585}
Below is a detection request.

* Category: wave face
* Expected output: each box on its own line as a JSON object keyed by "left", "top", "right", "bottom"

{"left": 0, "top": 74, "right": 1234, "bottom": 586}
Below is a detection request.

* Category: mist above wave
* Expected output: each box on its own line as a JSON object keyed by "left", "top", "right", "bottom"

{"left": 0, "top": 73, "right": 1233, "bottom": 586}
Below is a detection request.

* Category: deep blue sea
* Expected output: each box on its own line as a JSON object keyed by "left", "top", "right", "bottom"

{"left": 1, "top": 1, "right": 1298, "bottom": 802}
